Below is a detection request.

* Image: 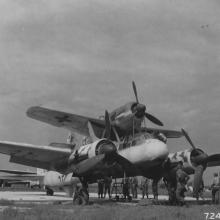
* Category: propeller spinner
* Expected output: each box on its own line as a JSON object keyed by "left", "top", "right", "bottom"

{"left": 131, "top": 81, "right": 163, "bottom": 126}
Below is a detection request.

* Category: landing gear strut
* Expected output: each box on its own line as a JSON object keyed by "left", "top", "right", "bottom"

{"left": 73, "top": 178, "right": 89, "bottom": 205}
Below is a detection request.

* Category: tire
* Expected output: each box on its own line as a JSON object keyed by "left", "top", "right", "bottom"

{"left": 45, "top": 187, "right": 54, "bottom": 196}
{"left": 73, "top": 196, "right": 83, "bottom": 205}
{"left": 73, "top": 189, "right": 89, "bottom": 205}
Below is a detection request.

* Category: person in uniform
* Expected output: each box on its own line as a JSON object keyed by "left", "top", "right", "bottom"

{"left": 131, "top": 176, "right": 138, "bottom": 198}
{"left": 175, "top": 161, "right": 189, "bottom": 206}
{"left": 152, "top": 179, "right": 159, "bottom": 200}
{"left": 163, "top": 159, "right": 179, "bottom": 205}
{"left": 196, "top": 180, "right": 204, "bottom": 201}
{"left": 104, "top": 176, "right": 112, "bottom": 199}
{"left": 97, "top": 179, "right": 104, "bottom": 198}
{"left": 211, "top": 173, "right": 220, "bottom": 203}
{"left": 122, "top": 177, "right": 130, "bottom": 200}
{"left": 140, "top": 177, "right": 149, "bottom": 199}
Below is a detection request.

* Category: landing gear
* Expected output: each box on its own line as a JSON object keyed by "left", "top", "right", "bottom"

{"left": 73, "top": 187, "right": 89, "bottom": 205}
{"left": 45, "top": 186, "right": 54, "bottom": 196}
{"left": 73, "top": 178, "right": 89, "bottom": 205}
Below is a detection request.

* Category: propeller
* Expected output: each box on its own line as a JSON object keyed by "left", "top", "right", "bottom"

{"left": 181, "top": 128, "right": 196, "bottom": 149}
{"left": 181, "top": 128, "right": 208, "bottom": 198}
{"left": 131, "top": 81, "right": 163, "bottom": 126}
{"left": 104, "top": 110, "right": 112, "bottom": 139}
{"left": 132, "top": 81, "right": 139, "bottom": 103}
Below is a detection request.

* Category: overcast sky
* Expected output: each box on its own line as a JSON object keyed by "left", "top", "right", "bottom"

{"left": 0, "top": 0, "right": 220, "bottom": 184}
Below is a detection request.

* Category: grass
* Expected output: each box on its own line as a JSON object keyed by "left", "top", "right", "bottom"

{"left": 0, "top": 200, "right": 218, "bottom": 220}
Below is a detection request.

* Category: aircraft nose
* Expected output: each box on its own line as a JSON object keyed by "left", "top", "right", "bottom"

{"left": 147, "top": 139, "right": 168, "bottom": 160}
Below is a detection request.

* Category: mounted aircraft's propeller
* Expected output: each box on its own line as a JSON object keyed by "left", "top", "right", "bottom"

{"left": 132, "top": 81, "right": 163, "bottom": 126}
{"left": 104, "top": 110, "right": 112, "bottom": 139}
{"left": 181, "top": 128, "right": 220, "bottom": 197}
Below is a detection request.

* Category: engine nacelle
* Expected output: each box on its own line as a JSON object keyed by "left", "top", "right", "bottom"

{"left": 168, "top": 148, "right": 205, "bottom": 174}
{"left": 43, "top": 171, "right": 80, "bottom": 187}
{"left": 68, "top": 139, "right": 117, "bottom": 164}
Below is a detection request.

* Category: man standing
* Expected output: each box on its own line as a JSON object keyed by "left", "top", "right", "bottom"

{"left": 131, "top": 176, "right": 138, "bottom": 198}
{"left": 152, "top": 179, "right": 159, "bottom": 200}
{"left": 122, "top": 177, "right": 131, "bottom": 200}
{"left": 140, "top": 177, "right": 149, "bottom": 199}
{"left": 97, "top": 179, "right": 104, "bottom": 198}
{"left": 211, "top": 173, "right": 220, "bottom": 203}
{"left": 104, "top": 176, "right": 112, "bottom": 199}
{"left": 175, "top": 161, "right": 189, "bottom": 206}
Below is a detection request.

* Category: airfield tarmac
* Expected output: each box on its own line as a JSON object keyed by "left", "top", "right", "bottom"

{"left": 0, "top": 191, "right": 203, "bottom": 203}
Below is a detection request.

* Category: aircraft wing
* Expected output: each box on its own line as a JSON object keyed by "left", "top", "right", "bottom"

{"left": 0, "top": 169, "right": 36, "bottom": 175}
{"left": 0, "top": 141, "right": 71, "bottom": 171}
{"left": 142, "top": 127, "right": 183, "bottom": 138}
{"left": 27, "top": 106, "right": 105, "bottom": 138}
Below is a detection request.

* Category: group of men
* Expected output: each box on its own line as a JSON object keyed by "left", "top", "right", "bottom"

{"left": 97, "top": 176, "right": 150, "bottom": 200}
{"left": 97, "top": 176, "right": 112, "bottom": 199}
{"left": 120, "top": 176, "right": 151, "bottom": 200}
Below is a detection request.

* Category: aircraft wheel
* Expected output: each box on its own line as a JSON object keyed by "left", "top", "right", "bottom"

{"left": 45, "top": 186, "right": 54, "bottom": 196}
{"left": 73, "top": 189, "right": 89, "bottom": 205}
{"left": 73, "top": 196, "right": 83, "bottom": 205}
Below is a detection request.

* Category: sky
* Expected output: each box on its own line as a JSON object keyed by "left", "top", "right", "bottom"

{"left": 0, "top": 0, "right": 220, "bottom": 184}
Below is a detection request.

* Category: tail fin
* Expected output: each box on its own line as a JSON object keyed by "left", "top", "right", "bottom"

{"left": 87, "top": 121, "right": 99, "bottom": 142}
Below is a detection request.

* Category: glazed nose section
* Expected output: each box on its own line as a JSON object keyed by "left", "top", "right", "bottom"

{"left": 149, "top": 139, "right": 168, "bottom": 160}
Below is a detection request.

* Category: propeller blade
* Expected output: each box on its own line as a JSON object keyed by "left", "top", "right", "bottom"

{"left": 207, "top": 154, "right": 220, "bottom": 163}
{"left": 193, "top": 164, "right": 205, "bottom": 198}
{"left": 181, "top": 128, "right": 196, "bottom": 149}
{"left": 105, "top": 110, "right": 111, "bottom": 139}
{"left": 132, "top": 81, "right": 139, "bottom": 103}
{"left": 207, "top": 154, "right": 220, "bottom": 167}
{"left": 145, "top": 112, "right": 164, "bottom": 126}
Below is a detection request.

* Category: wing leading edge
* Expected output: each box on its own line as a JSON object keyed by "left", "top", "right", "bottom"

{"left": 27, "top": 106, "right": 105, "bottom": 138}
{"left": 0, "top": 141, "right": 71, "bottom": 171}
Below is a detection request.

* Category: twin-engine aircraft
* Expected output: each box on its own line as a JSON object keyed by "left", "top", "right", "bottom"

{"left": 0, "top": 110, "right": 169, "bottom": 204}
{"left": 0, "top": 81, "right": 189, "bottom": 204}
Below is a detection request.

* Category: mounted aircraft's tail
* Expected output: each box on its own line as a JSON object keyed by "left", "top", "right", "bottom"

{"left": 87, "top": 110, "right": 112, "bottom": 142}
{"left": 87, "top": 121, "right": 99, "bottom": 142}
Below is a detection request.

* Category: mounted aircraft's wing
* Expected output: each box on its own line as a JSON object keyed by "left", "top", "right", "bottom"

{"left": 27, "top": 106, "right": 105, "bottom": 138}
{"left": 0, "top": 169, "right": 36, "bottom": 175}
{"left": 0, "top": 141, "right": 71, "bottom": 171}
{"left": 141, "top": 127, "right": 183, "bottom": 138}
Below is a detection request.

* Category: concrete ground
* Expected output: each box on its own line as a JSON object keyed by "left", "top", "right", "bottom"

{"left": 0, "top": 191, "right": 207, "bottom": 202}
